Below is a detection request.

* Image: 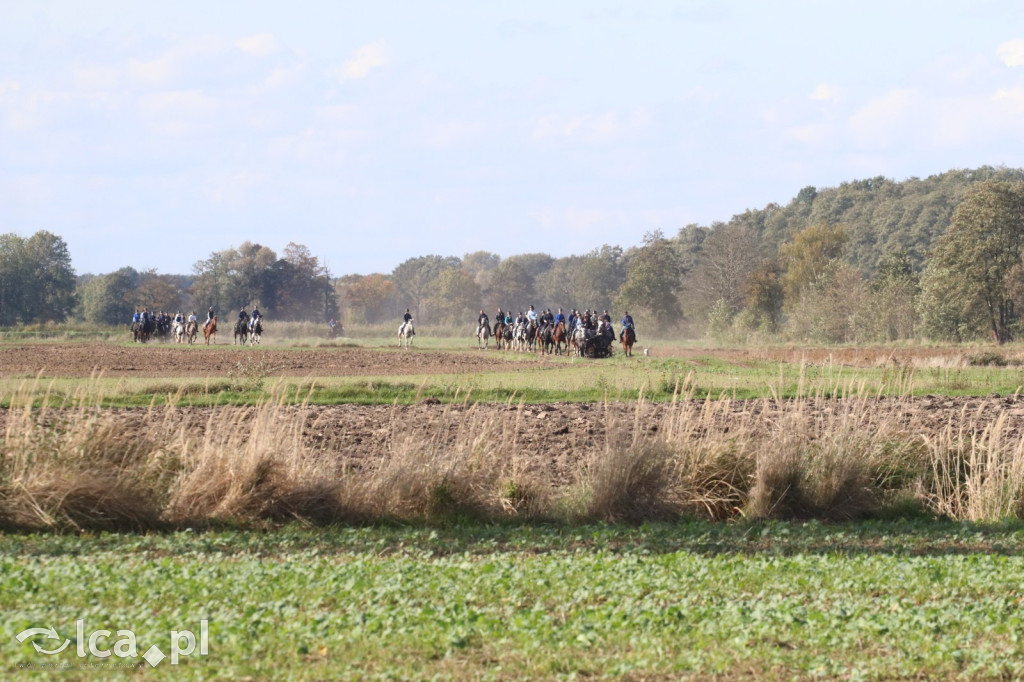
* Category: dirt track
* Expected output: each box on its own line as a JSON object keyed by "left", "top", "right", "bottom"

{"left": 0, "top": 343, "right": 539, "bottom": 378}
{"left": 0, "top": 341, "right": 988, "bottom": 379}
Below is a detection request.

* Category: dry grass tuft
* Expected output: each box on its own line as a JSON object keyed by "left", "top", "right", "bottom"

{"left": 5, "top": 378, "right": 1024, "bottom": 530}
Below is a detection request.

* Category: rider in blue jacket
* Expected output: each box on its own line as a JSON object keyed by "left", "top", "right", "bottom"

{"left": 620, "top": 311, "right": 635, "bottom": 341}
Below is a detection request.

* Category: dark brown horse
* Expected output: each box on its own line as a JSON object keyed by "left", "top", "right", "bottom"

{"left": 493, "top": 320, "right": 507, "bottom": 350}
{"left": 552, "top": 321, "right": 567, "bottom": 355}
{"left": 203, "top": 316, "right": 217, "bottom": 345}
{"left": 621, "top": 327, "right": 635, "bottom": 357}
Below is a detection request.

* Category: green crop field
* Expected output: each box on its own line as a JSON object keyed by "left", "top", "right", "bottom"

{"left": 4, "top": 338, "right": 1024, "bottom": 679}
{"left": 3, "top": 523, "right": 1024, "bottom": 680}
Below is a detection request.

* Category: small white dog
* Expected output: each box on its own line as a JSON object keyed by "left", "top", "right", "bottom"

{"left": 643, "top": 348, "right": 650, "bottom": 356}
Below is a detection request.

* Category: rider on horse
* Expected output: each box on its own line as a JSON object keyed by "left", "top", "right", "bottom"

{"left": 250, "top": 306, "right": 261, "bottom": 331}
{"left": 204, "top": 306, "right": 215, "bottom": 333}
{"left": 620, "top": 311, "right": 636, "bottom": 342}
{"left": 399, "top": 308, "right": 412, "bottom": 336}
{"left": 477, "top": 310, "right": 489, "bottom": 337}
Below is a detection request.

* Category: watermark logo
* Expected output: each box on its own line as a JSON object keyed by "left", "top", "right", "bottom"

{"left": 15, "top": 619, "right": 208, "bottom": 668}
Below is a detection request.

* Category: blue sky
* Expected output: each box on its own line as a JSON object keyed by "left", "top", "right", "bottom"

{"left": 2, "top": 1, "right": 1024, "bottom": 276}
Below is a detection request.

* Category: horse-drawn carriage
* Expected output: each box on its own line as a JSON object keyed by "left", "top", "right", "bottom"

{"left": 577, "top": 329, "right": 614, "bottom": 358}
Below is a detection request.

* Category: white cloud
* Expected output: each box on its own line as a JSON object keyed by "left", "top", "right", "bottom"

{"left": 127, "top": 54, "right": 177, "bottom": 85}
{"left": 339, "top": 42, "right": 389, "bottom": 82}
{"left": 532, "top": 109, "right": 649, "bottom": 143}
{"left": 423, "top": 120, "right": 487, "bottom": 148}
{"left": 993, "top": 87, "right": 1024, "bottom": 112}
{"left": 72, "top": 63, "right": 121, "bottom": 91}
{"left": 847, "top": 88, "right": 915, "bottom": 148}
{"left": 140, "top": 89, "right": 215, "bottom": 116}
{"left": 809, "top": 83, "right": 840, "bottom": 102}
{"left": 998, "top": 39, "right": 1024, "bottom": 67}
{"left": 236, "top": 34, "right": 279, "bottom": 57}
{"left": 248, "top": 66, "right": 299, "bottom": 94}
{"left": 205, "top": 171, "right": 263, "bottom": 206}
{"left": 785, "top": 124, "right": 831, "bottom": 144}
{"left": 139, "top": 89, "right": 218, "bottom": 135}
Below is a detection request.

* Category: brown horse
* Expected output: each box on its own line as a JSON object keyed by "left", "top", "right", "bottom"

{"left": 493, "top": 321, "right": 506, "bottom": 350}
{"left": 552, "top": 321, "right": 567, "bottom": 355}
{"left": 203, "top": 316, "right": 217, "bottom": 345}
{"left": 621, "top": 327, "right": 635, "bottom": 357}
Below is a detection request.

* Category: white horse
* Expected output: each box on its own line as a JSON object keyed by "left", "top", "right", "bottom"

{"left": 398, "top": 318, "right": 415, "bottom": 349}
{"left": 249, "top": 318, "right": 263, "bottom": 346}
{"left": 512, "top": 323, "right": 527, "bottom": 352}
{"left": 476, "top": 323, "right": 490, "bottom": 350}
{"left": 570, "top": 326, "right": 588, "bottom": 356}
{"left": 173, "top": 321, "right": 185, "bottom": 344}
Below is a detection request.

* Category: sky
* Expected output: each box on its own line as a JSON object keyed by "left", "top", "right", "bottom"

{"left": 2, "top": 1, "right": 1024, "bottom": 277}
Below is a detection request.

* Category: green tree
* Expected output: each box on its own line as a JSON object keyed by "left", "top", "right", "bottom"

{"left": 779, "top": 222, "right": 848, "bottom": 305}
{"left": 391, "top": 255, "right": 461, "bottom": 322}
{"left": 485, "top": 259, "right": 535, "bottom": 312}
{"left": 856, "top": 250, "right": 920, "bottom": 341}
{"left": 919, "top": 181, "right": 1024, "bottom": 342}
{"left": 683, "top": 224, "right": 763, "bottom": 325}
{"left": 614, "top": 231, "right": 682, "bottom": 331}
{"left": 0, "top": 231, "right": 77, "bottom": 325}
{"left": 78, "top": 267, "right": 139, "bottom": 325}
{"left": 433, "top": 268, "right": 482, "bottom": 324}
{"left": 339, "top": 273, "right": 396, "bottom": 324}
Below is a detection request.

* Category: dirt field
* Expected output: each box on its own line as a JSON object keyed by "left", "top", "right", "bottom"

{"left": 0, "top": 343, "right": 538, "bottom": 378}
{"left": 0, "top": 341, "right": 990, "bottom": 379}
{"left": 2, "top": 343, "right": 1021, "bottom": 482}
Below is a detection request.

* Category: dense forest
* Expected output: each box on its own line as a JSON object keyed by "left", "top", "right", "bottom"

{"left": 5, "top": 165, "right": 1024, "bottom": 342}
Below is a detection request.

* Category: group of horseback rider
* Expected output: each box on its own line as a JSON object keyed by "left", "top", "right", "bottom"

{"left": 476, "top": 305, "right": 636, "bottom": 343}
{"left": 232, "top": 305, "right": 262, "bottom": 331}
{"left": 130, "top": 306, "right": 262, "bottom": 339}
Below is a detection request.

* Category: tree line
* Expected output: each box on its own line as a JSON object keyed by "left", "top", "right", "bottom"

{"left": 5, "top": 165, "right": 1024, "bottom": 342}
{"left": 0, "top": 240, "right": 337, "bottom": 326}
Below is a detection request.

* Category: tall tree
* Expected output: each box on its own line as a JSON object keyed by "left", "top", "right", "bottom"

{"left": 339, "top": 273, "right": 396, "bottom": 324}
{"left": 0, "top": 231, "right": 77, "bottom": 325}
{"left": 391, "top": 255, "right": 460, "bottom": 322}
{"left": 78, "top": 267, "right": 139, "bottom": 325}
{"left": 778, "top": 222, "right": 848, "bottom": 305}
{"left": 614, "top": 231, "right": 682, "bottom": 331}
{"left": 919, "top": 181, "right": 1024, "bottom": 342}
{"left": 683, "top": 224, "right": 763, "bottom": 322}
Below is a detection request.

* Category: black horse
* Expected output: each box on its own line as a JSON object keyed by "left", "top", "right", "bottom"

{"left": 234, "top": 319, "right": 248, "bottom": 345}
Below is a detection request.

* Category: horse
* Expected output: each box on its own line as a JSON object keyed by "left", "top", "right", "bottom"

{"left": 203, "top": 316, "right": 217, "bottom": 345}
{"left": 249, "top": 318, "right": 262, "bottom": 346}
{"left": 538, "top": 322, "right": 554, "bottom": 354}
{"left": 476, "top": 323, "right": 490, "bottom": 350}
{"left": 552, "top": 320, "right": 568, "bottom": 355}
{"left": 185, "top": 320, "right": 198, "bottom": 345}
{"left": 173, "top": 321, "right": 185, "bottom": 344}
{"left": 493, "top": 321, "right": 506, "bottom": 350}
{"left": 621, "top": 326, "right": 635, "bottom": 357}
{"left": 131, "top": 320, "right": 149, "bottom": 344}
{"left": 570, "top": 325, "right": 588, "bottom": 357}
{"left": 512, "top": 323, "right": 527, "bottom": 351}
{"left": 525, "top": 320, "right": 538, "bottom": 352}
{"left": 398, "top": 319, "right": 415, "bottom": 349}
{"left": 233, "top": 319, "right": 248, "bottom": 345}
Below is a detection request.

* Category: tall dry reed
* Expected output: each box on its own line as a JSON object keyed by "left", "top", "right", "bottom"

{"left": 2, "top": 378, "right": 1024, "bottom": 531}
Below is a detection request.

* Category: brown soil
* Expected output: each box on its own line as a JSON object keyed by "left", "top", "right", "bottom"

{"left": 0, "top": 343, "right": 543, "bottom": 378}
{"left": 0, "top": 342, "right": 991, "bottom": 378}
{"left": 1, "top": 343, "right": 1020, "bottom": 484}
